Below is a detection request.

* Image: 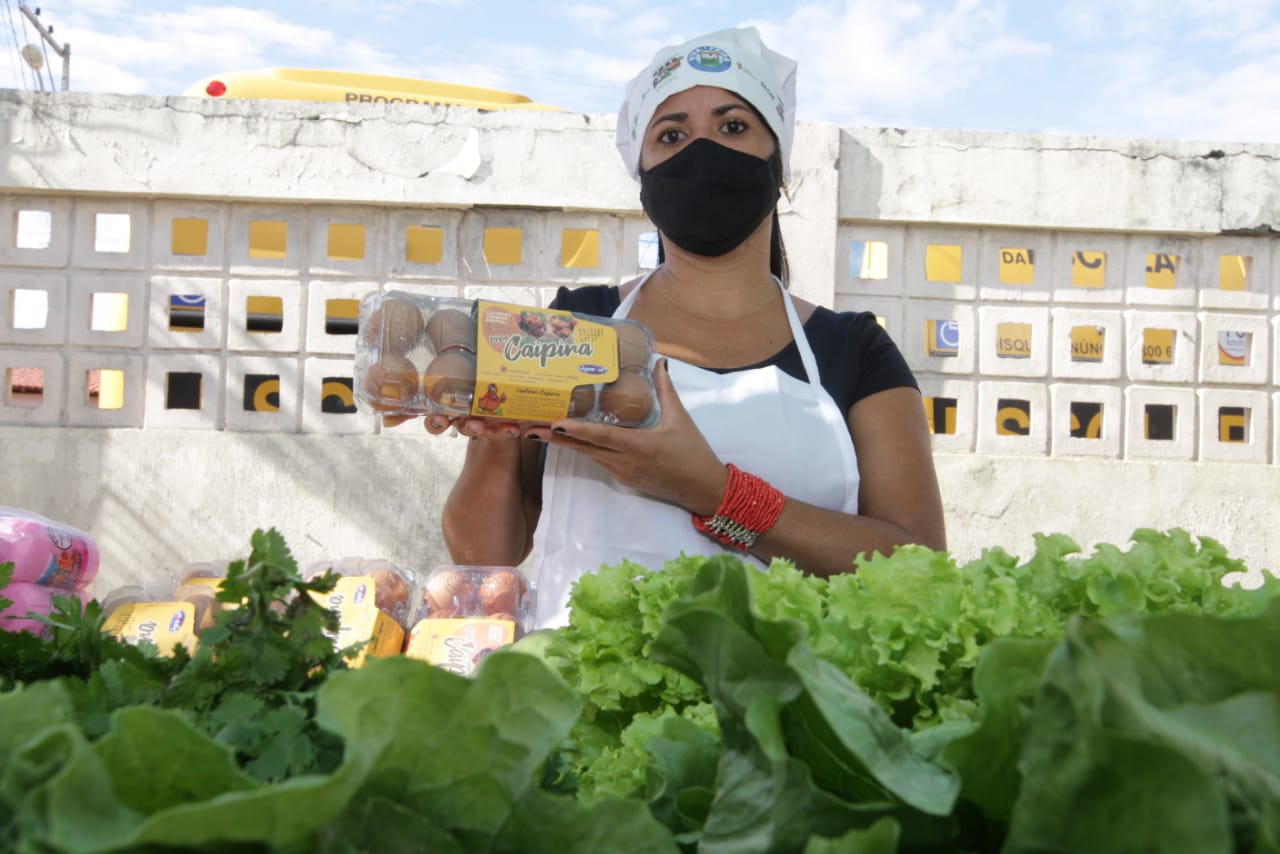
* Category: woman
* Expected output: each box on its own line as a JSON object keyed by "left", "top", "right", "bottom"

{"left": 428, "top": 27, "right": 945, "bottom": 628}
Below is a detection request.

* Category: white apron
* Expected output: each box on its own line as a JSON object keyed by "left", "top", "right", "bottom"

{"left": 531, "top": 272, "right": 860, "bottom": 628}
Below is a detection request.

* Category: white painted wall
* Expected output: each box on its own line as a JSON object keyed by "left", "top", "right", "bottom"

{"left": 1, "top": 89, "right": 1278, "bottom": 595}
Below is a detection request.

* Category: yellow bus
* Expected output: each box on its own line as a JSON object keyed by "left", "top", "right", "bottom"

{"left": 184, "top": 68, "right": 563, "bottom": 112}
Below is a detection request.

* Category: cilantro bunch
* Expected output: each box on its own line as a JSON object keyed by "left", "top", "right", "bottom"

{"left": 1, "top": 528, "right": 351, "bottom": 781}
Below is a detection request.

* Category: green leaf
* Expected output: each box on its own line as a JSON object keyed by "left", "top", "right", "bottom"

{"left": 92, "top": 706, "right": 258, "bottom": 814}
{"left": 937, "top": 637, "right": 1057, "bottom": 819}
{"left": 1008, "top": 601, "right": 1280, "bottom": 852}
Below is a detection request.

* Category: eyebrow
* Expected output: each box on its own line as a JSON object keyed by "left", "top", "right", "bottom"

{"left": 650, "top": 102, "right": 750, "bottom": 126}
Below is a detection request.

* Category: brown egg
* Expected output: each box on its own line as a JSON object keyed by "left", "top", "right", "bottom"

{"left": 615, "top": 320, "right": 653, "bottom": 370}
{"left": 423, "top": 569, "right": 478, "bottom": 613}
{"left": 424, "top": 349, "right": 477, "bottom": 414}
{"left": 568, "top": 384, "right": 597, "bottom": 418}
{"left": 363, "top": 297, "right": 425, "bottom": 354}
{"left": 369, "top": 567, "right": 411, "bottom": 622}
{"left": 364, "top": 352, "right": 421, "bottom": 411}
{"left": 597, "top": 367, "right": 656, "bottom": 427}
{"left": 479, "top": 570, "right": 527, "bottom": 615}
{"left": 425, "top": 308, "right": 477, "bottom": 354}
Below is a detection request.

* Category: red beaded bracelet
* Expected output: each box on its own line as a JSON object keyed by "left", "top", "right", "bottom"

{"left": 691, "top": 463, "right": 786, "bottom": 551}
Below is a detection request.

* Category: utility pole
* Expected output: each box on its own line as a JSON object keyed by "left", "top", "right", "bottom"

{"left": 17, "top": 2, "right": 69, "bottom": 91}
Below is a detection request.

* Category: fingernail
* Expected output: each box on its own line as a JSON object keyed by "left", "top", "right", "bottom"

{"left": 528, "top": 434, "right": 543, "bottom": 443}
{"left": 552, "top": 427, "right": 567, "bottom": 435}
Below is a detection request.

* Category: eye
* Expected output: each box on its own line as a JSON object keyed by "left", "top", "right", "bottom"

{"left": 722, "top": 117, "right": 749, "bottom": 135}
{"left": 656, "top": 127, "right": 686, "bottom": 145}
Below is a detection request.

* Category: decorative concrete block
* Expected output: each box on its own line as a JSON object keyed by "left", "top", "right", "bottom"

{"left": 1124, "top": 310, "right": 1198, "bottom": 384}
{"left": 904, "top": 225, "right": 979, "bottom": 301}
{"left": 904, "top": 302, "right": 975, "bottom": 376}
{"left": 1198, "top": 312, "right": 1269, "bottom": 385}
{"left": 384, "top": 209, "right": 463, "bottom": 280}
{"left": 301, "top": 356, "right": 377, "bottom": 434}
{"left": 1050, "top": 383, "right": 1123, "bottom": 458}
{"left": 228, "top": 205, "right": 307, "bottom": 277}
{"left": 71, "top": 200, "right": 150, "bottom": 270}
{"left": 1049, "top": 231, "right": 1127, "bottom": 305}
{"left": 151, "top": 201, "right": 228, "bottom": 271}
{"left": 148, "top": 276, "right": 225, "bottom": 351}
{"left": 1197, "top": 388, "right": 1270, "bottom": 463}
{"left": 917, "top": 377, "right": 975, "bottom": 452}
{"left": 66, "top": 352, "right": 145, "bottom": 428}
{"left": 458, "top": 209, "right": 546, "bottom": 282}
{"left": 225, "top": 355, "right": 302, "bottom": 433}
{"left": 837, "top": 223, "right": 906, "bottom": 297}
{"left": 0, "top": 349, "right": 64, "bottom": 425}
{"left": 0, "top": 272, "right": 68, "bottom": 345}
{"left": 1198, "top": 235, "right": 1271, "bottom": 311}
{"left": 975, "top": 380, "right": 1049, "bottom": 455}
{"left": 1051, "top": 308, "right": 1125, "bottom": 380}
{"left": 305, "top": 279, "right": 378, "bottom": 356}
{"left": 1124, "top": 235, "right": 1199, "bottom": 308}
{"left": 0, "top": 196, "right": 72, "bottom": 268}
{"left": 306, "top": 206, "right": 385, "bottom": 278}
{"left": 67, "top": 274, "right": 148, "bottom": 349}
{"left": 977, "top": 305, "right": 1050, "bottom": 378}
{"left": 143, "top": 353, "right": 224, "bottom": 429}
{"left": 227, "top": 279, "right": 303, "bottom": 353}
{"left": 540, "top": 211, "right": 624, "bottom": 285}
{"left": 1124, "top": 384, "right": 1197, "bottom": 460}
{"left": 978, "top": 229, "right": 1053, "bottom": 303}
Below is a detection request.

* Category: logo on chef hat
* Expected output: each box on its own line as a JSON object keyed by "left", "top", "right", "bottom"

{"left": 687, "top": 45, "right": 731, "bottom": 72}
{"left": 652, "top": 55, "right": 681, "bottom": 88}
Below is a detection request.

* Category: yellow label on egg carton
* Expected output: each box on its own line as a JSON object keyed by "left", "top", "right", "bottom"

{"left": 470, "top": 300, "right": 619, "bottom": 422}
{"left": 103, "top": 601, "right": 199, "bottom": 656}
{"left": 404, "top": 617, "right": 517, "bottom": 676}
{"left": 309, "top": 575, "right": 407, "bottom": 668}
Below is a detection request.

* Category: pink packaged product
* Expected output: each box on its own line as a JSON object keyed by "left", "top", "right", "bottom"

{"left": 0, "top": 507, "right": 100, "bottom": 590}
{"left": 0, "top": 581, "right": 91, "bottom": 637}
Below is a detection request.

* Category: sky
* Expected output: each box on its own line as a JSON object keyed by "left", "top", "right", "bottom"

{"left": 2, "top": 0, "right": 1280, "bottom": 145}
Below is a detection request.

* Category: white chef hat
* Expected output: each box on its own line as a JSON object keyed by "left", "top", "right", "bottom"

{"left": 615, "top": 26, "right": 798, "bottom": 181}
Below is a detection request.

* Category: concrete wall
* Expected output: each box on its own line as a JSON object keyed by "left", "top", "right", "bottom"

{"left": 2, "top": 88, "right": 1278, "bottom": 594}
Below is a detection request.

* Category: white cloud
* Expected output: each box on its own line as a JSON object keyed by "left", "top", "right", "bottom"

{"left": 755, "top": 0, "right": 1051, "bottom": 125}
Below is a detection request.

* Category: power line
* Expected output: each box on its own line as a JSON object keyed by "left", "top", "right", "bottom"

{"left": 16, "top": 1, "right": 68, "bottom": 90}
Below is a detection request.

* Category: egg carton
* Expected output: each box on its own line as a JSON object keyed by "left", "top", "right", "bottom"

{"left": 354, "top": 290, "right": 660, "bottom": 427}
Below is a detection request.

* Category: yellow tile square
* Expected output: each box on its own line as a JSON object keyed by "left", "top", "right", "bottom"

{"left": 1071, "top": 251, "right": 1106, "bottom": 288}
{"left": 1070, "top": 326, "right": 1105, "bottom": 362}
{"left": 925, "top": 244, "right": 962, "bottom": 283}
{"left": 1219, "top": 255, "right": 1250, "bottom": 291}
{"left": 171, "top": 218, "right": 209, "bottom": 256}
{"left": 327, "top": 223, "right": 366, "bottom": 261}
{"left": 1144, "top": 253, "right": 1178, "bottom": 289}
{"left": 561, "top": 229, "right": 600, "bottom": 268}
{"left": 484, "top": 227, "right": 523, "bottom": 265}
{"left": 998, "top": 248, "right": 1036, "bottom": 285}
{"left": 249, "top": 220, "right": 288, "bottom": 259}
{"left": 406, "top": 225, "right": 444, "bottom": 264}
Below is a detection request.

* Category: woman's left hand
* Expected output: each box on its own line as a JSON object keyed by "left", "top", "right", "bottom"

{"left": 526, "top": 359, "right": 728, "bottom": 515}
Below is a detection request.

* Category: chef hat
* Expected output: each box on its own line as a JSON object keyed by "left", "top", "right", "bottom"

{"left": 615, "top": 26, "right": 798, "bottom": 181}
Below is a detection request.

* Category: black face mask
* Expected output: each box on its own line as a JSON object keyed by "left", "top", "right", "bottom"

{"left": 639, "top": 138, "right": 781, "bottom": 257}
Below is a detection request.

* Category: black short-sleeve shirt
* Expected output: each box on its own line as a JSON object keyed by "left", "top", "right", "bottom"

{"left": 549, "top": 285, "right": 918, "bottom": 416}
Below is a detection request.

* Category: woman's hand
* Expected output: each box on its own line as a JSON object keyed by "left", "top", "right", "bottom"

{"left": 526, "top": 359, "right": 728, "bottom": 515}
